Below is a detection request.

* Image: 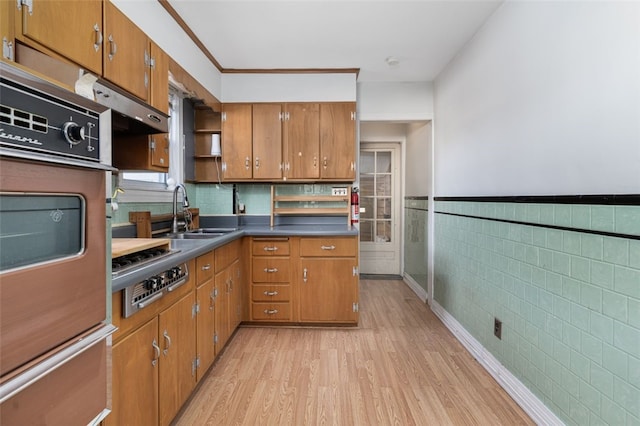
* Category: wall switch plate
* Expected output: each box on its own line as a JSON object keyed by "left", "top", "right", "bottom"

{"left": 332, "top": 187, "right": 348, "bottom": 196}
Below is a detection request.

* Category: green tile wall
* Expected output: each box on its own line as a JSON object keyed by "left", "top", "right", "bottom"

{"left": 434, "top": 201, "right": 640, "bottom": 426}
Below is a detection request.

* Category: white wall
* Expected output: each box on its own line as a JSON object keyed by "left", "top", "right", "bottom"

{"left": 406, "top": 122, "right": 432, "bottom": 196}
{"left": 221, "top": 73, "right": 356, "bottom": 102}
{"left": 434, "top": 1, "right": 640, "bottom": 196}
{"left": 358, "top": 82, "right": 434, "bottom": 121}
{"left": 111, "top": 0, "right": 222, "bottom": 100}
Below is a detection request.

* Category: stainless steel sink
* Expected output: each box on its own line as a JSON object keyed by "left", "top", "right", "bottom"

{"left": 163, "top": 228, "right": 237, "bottom": 240}
{"left": 186, "top": 228, "right": 237, "bottom": 235}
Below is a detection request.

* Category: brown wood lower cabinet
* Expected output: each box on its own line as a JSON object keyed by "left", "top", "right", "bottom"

{"left": 195, "top": 250, "right": 216, "bottom": 382}
{"left": 107, "top": 290, "right": 196, "bottom": 426}
{"left": 250, "top": 238, "right": 292, "bottom": 322}
{"left": 108, "top": 235, "right": 355, "bottom": 425}
{"left": 298, "top": 237, "right": 359, "bottom": 324}
{"left": 214, "top": 240, "right": 243, "bottom": 353}
{"left": 249, "top": 236, "right": 359, "bottom": 324}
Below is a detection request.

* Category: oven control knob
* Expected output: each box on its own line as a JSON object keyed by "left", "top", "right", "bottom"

{"left": 144, "top": 276, "right": 161, "bottom": 291}
{"left": 167, "top": 266, "right": 181, "bottom": 279}
{"left": 62, "top": 122, "right": 86, "bottom": 146}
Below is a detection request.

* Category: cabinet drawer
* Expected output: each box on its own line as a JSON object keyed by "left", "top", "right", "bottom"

{"left": 251, "top": 303, "right": 291, "bottom": 321}
{"left": 299, "top": 237, "right": 357, "bottom": 257}
{"left": 196, "top": 251, "right": 214, "bottom": 284}
{"left": 215, "top": 239, "right": 241, "bottom": 272}
{"left": 252, "top": 258, "right": 290, "bottom": 282}
{"left": 252, "top": 238, "right": 290, "bottom": 256}
{"left": 252, "top": 285, "right": 290, "bottom": 302}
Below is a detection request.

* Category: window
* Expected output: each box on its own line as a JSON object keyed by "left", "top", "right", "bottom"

{"left": 117, "top": 88, "right": 185, "bottom": 202}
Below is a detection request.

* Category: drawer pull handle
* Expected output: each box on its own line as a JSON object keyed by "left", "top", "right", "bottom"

{"left": 263, "top": 246, "right": 278, "bottom": 252}
{"left": 264, "top": 268, "right": 278, "bottom": 273}
{"left": 264, "top": 309, "right": 279, "bottom": 315}
{"left": 321, "top": 245, "right": 336, "bottom": 250}
{"left": 202, "top": 264, "right": 211, "bottom": 271}
{"left": 264, "top": 291, "right": 279, "bottom": 296}
{"left": 303, "top": 267, "right": 308, "bottom": 283}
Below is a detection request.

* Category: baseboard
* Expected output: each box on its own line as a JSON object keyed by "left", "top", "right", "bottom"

{"left": 430, "top": 301, "right": 564, "bottom": 426}
{"left": 403, "top": 274, "right": 428, "bottom": 302}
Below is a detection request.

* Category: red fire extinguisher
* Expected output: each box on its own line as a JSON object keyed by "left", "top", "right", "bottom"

{"left": 351, "top": 188, "right": 359, "bottom": 225}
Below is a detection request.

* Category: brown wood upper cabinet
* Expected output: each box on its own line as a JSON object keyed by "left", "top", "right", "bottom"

{"left": 220, "top": 103, "right": 253, "bottom": 181}
{"left": 104, "top": 1, "right": 168, "bottom": 113}
{"left": 283, "top": 103, "right": 320, "bottom": 180}
{"left": 1, "top": 0, "right": 15, "bottom": 62}
{"left": 320, "top": 102, "right": 357, "bottom": 180}
{"left": 219, "top": 102, "right": 356, "bottom": 182}
{"left": 13, "top": 0, "right": 169, "bottom": 116}
{"left": 16, "top": 0, "right": 104, "bottom": 74}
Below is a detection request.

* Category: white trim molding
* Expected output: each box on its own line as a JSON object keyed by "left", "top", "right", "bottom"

{"left": 430, "top": 300, "right": 565, "bottom": 426}
{"left": 403, "top": 274, "right": 427, "bottom": 303}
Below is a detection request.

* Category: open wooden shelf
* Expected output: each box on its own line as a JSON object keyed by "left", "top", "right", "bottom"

{"left": 270, "top": 185, "right": 351, "bottom": 227}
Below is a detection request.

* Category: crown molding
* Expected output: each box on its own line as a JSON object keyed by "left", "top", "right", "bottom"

{"left": 158, "top": 0, "right": 359, "bottom": 77}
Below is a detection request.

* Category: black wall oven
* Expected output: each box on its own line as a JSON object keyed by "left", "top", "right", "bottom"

{"left": 0, "top": 62, "right": 116, "bottom": 425}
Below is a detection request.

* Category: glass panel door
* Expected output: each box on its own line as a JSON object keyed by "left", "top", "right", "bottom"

{"left": 359, "top": 151, "right": 393, "bottom": 243}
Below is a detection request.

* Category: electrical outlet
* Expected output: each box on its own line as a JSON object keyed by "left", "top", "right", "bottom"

{"left": 494, "top": 318, "right": 502, "bottom": 340}
{"left": 331, "top": 187, "right": 348, "bottom": 196}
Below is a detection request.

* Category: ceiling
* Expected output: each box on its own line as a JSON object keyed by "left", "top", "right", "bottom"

{"left": 166, "top": 0, "right": 503, "bottom": 82}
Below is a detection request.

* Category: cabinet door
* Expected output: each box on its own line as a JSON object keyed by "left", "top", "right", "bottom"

{"left": 19, "top": 0, "right": 102, "bottom": 74}
{"left": 158, "top": 292, "right": 197, "bottom": 426}
{"left": 149, "top": 41, "right": 169, "bottom": 114}
{"left": 1, "top": 0, "right": 14, "bottom": 61}
{"left": 221, "top": 103, "right": 253, "bottom": 180}
{"left": 150, "top": 133, "right": 169, "bottom": 170}
{"left": 214, "top": 268, "right": 230, "bottom": 354}
{"left": 103, "top": 1, "right": 148, "bottom": 101}
{"left": 107, "top": 317, "right": 159, "bottom": 426}
{"left": 283, "top": 103, "right": 319, "bottom": 179}
{"left": 196, "top": 279, "right": 216, "bottom": 381}
{"left": 320, "top": 102, "right": 356, "bottom": 180}
{"left": 299, "top": 258, "right": 358, "bottom": 322}
{"left": 229, "top": 259, "right": 243, "bottom": 331}
{"left": 252, "top": 103, "right": 283, "bottom": 180}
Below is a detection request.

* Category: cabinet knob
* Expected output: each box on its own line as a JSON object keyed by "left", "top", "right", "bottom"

{"left": 263, "top": 268, "right": 278, "bottom": 273}
{"left": 263, "top": 246, "right": 278, "bottom": 252}
{"left": 264, "top": 309, "right": 279, "bottom": 315}
{"left": 264, "top": 291, "right": 279, "bottom": 296}
{"left": 320, "top": 245, "right": 336, "bottom": 251}
{"left": 303, "top": 268, "right": 308, "bottom": 283}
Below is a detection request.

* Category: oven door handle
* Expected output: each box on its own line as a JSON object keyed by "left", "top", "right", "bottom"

{"left": 167, "top": 277, "right": 187, "bottom": 292}
{"left": 0, "top": 325, "right": 116, "bottom": 403}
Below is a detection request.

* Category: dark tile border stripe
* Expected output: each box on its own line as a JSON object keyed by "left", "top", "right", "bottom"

{"left": 434, "top": 194, "right": 640, "bottom": 205}
{"left": 435, "top": 211, "right": 640, "bottom": 241}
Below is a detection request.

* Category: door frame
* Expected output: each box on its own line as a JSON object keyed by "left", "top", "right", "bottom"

{"left": 358, "top": 142, "right": 403, "bottom": 275}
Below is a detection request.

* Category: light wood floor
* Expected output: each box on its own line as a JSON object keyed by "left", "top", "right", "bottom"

{"left": 174, "top": 279, "right": 534, "bottom": 425}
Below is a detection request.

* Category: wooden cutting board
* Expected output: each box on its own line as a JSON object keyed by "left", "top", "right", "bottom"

{"left": 112, "top": 238, "right": 171, "bottom": 258}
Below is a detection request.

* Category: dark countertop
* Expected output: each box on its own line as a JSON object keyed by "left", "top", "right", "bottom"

{"left": 111, "top": 224, "right": 357, "bottom": 293}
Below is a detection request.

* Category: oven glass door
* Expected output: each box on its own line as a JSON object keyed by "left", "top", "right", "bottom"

{"left": 0, "top": 157, "right": 106, "bottom": 377}
{"left": 0, "top": 194, "right": 84, "bottom": 271}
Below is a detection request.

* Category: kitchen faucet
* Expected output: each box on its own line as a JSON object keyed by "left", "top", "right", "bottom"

{"left": 172, "top": 184, "right": 190, "bottom": 233}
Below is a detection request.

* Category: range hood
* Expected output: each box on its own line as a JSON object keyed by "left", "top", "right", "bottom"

{"left": 92, "top": 78, "right": 169, "bottom": 135}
